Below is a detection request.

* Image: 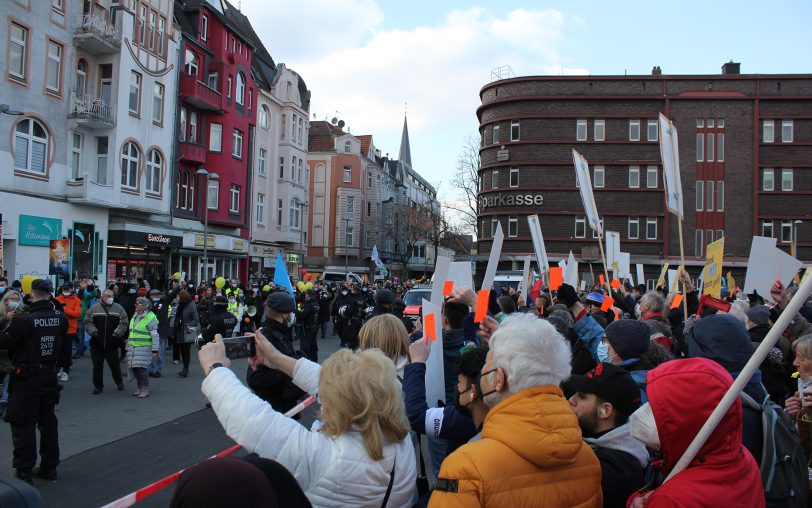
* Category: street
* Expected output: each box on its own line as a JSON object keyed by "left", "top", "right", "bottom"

{"left": 0, "top": 328, "right": 341, "bottom": 507}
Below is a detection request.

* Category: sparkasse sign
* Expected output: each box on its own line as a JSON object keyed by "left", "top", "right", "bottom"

{"left": 479, "top": 193, "right": 544, "bottom": 210}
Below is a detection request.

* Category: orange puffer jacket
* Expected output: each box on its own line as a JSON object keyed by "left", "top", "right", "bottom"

{"left": 429, "top": 385, "right": 602, "bottom": 508}
{"left": 55, "top": 293, "right": 82, "bottom": 335}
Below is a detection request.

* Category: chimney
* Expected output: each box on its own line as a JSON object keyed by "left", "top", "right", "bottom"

{"left": 651, "top": 66, "right": 662, "bottom": 76}
{"left": 722, "top": 61, "right": 740, "bottom": 75}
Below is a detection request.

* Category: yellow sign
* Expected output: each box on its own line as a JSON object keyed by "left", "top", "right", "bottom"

{"left": 194, "top": 234, "right": 215, "bottom": 248}
{"left": 656, "top": 263, "right": 670, "bottom": 289}
{"left": 703, "top": 237, "right": 725, "bottom": 298}
{"left": 233, "top": 239, "right": 245, "bottom": 251}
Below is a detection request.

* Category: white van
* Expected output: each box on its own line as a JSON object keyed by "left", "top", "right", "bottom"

{"left": 321, "top": 271, "right": 363, "bottom": 285}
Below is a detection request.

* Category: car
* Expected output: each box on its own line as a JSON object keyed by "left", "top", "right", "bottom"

{"left": 402, "top": 288, "right": 431, "bottom": 323}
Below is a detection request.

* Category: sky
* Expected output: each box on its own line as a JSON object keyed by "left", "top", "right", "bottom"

{"left": 238, "top": 0, "right": 811, "bottom": 207}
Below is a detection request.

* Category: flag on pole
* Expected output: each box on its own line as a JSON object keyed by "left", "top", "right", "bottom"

{"left": 371, "top": 245, "right": 388, "bottom": 277}
{"left": 572, "top": 149, "right": 603, "bottom": 236}
{"left": 659, "top": 113, "right": 684, "bottom": 218}
{"left": 273, "top": 251, "right": 294, "bottom": 295}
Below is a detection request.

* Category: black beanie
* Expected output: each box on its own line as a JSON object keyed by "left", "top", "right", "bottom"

{"left": 605, "top": 319, "right": 650, "bottom": 360}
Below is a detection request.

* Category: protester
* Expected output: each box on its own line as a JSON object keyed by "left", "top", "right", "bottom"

{"left": 54, "top": 282, "right": 81, "bottom": 382}
{"left": 126, "top": 297, "right": 160, "bottom": 398}
{"left": 0, "top": 289, "right": 25, "bottom": 416}
{"left": 170, "top": 290, "right": 199, "bottom": 378}
{"left": 784, "top": 333, "right": 812, "bottom": 461}
{"left": 638, "top": 291, "right": 674, "bottom": 352}
{"left": 84, "top": 289, "right": 127, "bottom": 394}
{"left": 429, "top": 313, "right": 602, "bottom": 507}
{"left": 199, "top": 336, "right": 417, "bottom": 507}
{"left": 147, "top": 289, "right": 171, "bottom": 378}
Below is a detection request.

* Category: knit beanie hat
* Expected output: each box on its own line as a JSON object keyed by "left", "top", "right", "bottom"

{"left": 746, "top": 305, "right": 770, "bottom": 326}
{"left": 605, "top": 319, "right": 650, "bottom": 360}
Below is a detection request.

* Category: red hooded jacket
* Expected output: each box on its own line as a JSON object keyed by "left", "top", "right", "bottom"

{"left": 629, "top": 358, "right": 764, "bottom": 507}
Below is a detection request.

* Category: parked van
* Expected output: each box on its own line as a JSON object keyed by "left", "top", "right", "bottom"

{"left": 321, "top": 271, "right": 363, "bottom": 285}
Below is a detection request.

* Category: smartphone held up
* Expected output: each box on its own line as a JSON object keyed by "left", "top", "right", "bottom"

{"left": 196, "top": 334, "right": 256, "bottom": 359}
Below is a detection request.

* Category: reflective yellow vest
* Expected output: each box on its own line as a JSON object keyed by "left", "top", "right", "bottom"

{"left": 129, "top": 311, "right": 157, "bottom": 347}
{"left": 227, "top": 301, "right": 239, "bottom": 317}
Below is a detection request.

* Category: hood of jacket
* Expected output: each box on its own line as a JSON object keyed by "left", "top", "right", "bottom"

{"left": 442, "top": 328, "right": 466, "bottom": 349}
{"left": 686, "top": 313, "right": 752, "bottom": 372}
{"left": 482, "top": 385, "right": 587, "bottom": 469}
{"left": 646, "top": 357, "right": 743, "bottom": 474}
{"left": 584, "top": 422, "right": 649, "bottom": 468}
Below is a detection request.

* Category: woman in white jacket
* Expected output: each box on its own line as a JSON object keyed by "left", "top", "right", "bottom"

{"left": 198, "top": 332, "right": 416, "bottom": 508}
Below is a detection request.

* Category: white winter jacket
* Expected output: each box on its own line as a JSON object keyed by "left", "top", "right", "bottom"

{"left": 202, "top": 367, "right": 417, "bottom": 508}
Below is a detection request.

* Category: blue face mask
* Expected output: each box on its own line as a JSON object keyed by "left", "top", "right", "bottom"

{"left": 597, "top": 341, "right": 614, "bottom": 364}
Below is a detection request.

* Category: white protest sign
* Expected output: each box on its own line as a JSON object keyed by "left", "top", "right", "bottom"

{"left": 580, "top": 280, "right": 587, "bottom": 291}
{"left": 743, "top": 236, "right": 804, "bottom": 300}
{"left": 606, "top": 231, "right": 621, "bottom": 272}
{"left": 572, "top": 150, "right": 603, "bottom": 236}
{"left": 430, "top": 256, "right": 451, "bottom": 305}
{"left": 527, "top": 215, "right": 550, "bottom": 273}
{"left": 446, "top": 261, "right": 474, "bottom": 294}
{"left": 421, "top": 299, "right": 446, "bottom": 406}
{"left": 659, "top": 113, "right": 684, "bottom": 219}
{"left": 481, "top": 222, "right": 504, "bottom": 291}
{"left": 618, "top": 252, "right": 631, "bottom": 283}
{"left": 519, "top": 256, "right": 531, "bottom": 300}
{"left": 564, "top": 251, "right": 579, "bottom": 286}
{"left": 668, "top": 269, "right": 679, "bottom": 293}
{"left": 636, "top": 264, "right": 645, "bottom": 287}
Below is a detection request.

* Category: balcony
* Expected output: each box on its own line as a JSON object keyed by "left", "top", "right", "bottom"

{"left": 73, "top": 14, "right": 120, "bottom": 55}
{"left": 180, "top": 77, "right": 223, "bottom": 112}
{"left": 69, "top": 93, "right": 115, "bottom": 129}
{"left": 179, "top": 141, "right": 206, "bottom": 165}
{"left": 66, "top": 178, "right": 115, "bottom": 208}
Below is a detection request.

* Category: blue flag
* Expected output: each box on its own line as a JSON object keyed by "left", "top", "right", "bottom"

{"left": 273, "top": 251, "right": 294, "bottom": 295}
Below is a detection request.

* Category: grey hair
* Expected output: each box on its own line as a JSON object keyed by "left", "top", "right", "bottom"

{"left": 795, "top": 334, "right": 812, "bottom": 359}
{"left": 489, "top": 313, "right": 572, "bottom": 393}
{"left": 135, "top": 296, "right": 152, "bottom": 310}
{"left": 727, "top": 301, "right": 749, "bottom": 326}
{"left": 641, "top": 291, "right": 665, "bottom": 314}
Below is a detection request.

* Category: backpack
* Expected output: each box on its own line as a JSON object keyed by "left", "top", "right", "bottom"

{"left": 740, "top": 391, "right": 809, "bottom": 508}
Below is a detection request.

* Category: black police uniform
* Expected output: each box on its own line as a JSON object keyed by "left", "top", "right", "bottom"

{"left": 339, "top": 291, "right": 367, "bottom": 349}
{"left": 247, "top": 318, "right": 302, "bottom": 414}
{"left": 297, "top": 297, "right": 320, "bottom": 362}
{"left": 0, "top": 294, "right": 67, "bottom": 480}
{"left": 202, "top": 303, "right": 238, "bottom": 344}
{"left": 332, "top": 289, "right": 352, "bottom": 340}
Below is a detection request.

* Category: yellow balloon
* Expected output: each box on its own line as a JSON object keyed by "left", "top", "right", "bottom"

{"left": 296, "top": 281, "right": 306, "bottom": 291}
{"left": 304, "top": 282, "right": 313, "bottom": 290}
{"left": 262, "top": 285, "right": 271, "bottom": 292}
{"left": 172, "top": 272, "right": 181, "bottom": 281}
{"left": 215, "top": 276, "right": 226, "bottom": 289}
{"left": 21, "top": 275, "right": 39, "bottom": 294}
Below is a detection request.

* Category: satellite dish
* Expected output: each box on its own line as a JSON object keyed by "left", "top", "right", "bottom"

{"left": 337, "top": 120, "right": 345, "bottom": 128}
{"left": 331, "top": 117, "right": 338, "bottom": 125}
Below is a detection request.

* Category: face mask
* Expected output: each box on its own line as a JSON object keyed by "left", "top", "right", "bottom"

{"left": 129, "top": 289, "right": 136, "bottom": 294}
{"left": 152, "top": 298, "right": 161, "bottom": 303}
{"left": 63, "top": 291, "right": 72, "bottom": 297}
{"left": 630, "top": 403, "right": 661, "bottom": 451}
{"left": 7, "top": 300, "right": 20, "bottom": 310}
{"left": 285, "top": 314, "right": 296, "bottom": 327}
{"left": 0, "top": 287, "right": 5, "bottom": 294}
{"left": 341, "top": 291, "right": 348, "bottom": 296}
{"left": 229, "top": 299, "right": 236, "bottom": 304}
{"left": 597, "top": 341, "right": 615, "bottom": 364}
{"left": 104, "top": 297, "right": 114, "bottom": 305}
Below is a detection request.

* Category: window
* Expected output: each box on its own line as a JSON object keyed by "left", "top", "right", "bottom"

{"left": 574, "top": 217, "right": 586, "bottom": 238}
{"left": 291, "top": 156, "right": 296, "bottom": 180}
{"left": 717, "top": 119, "right": 724, "bottom": 128}
{"left": 46, "top": 40, "right": 63, "bottom": 93}
{"left": 491, "top": 170, "right": 498, "bottom": 189}
{"left": 157, "top": 17, "right": 165, "bottom": 56}
{"left": 70, "top": 132, "right": 82, "bottom": 180}
{"left": 201, "top": 14, "right": 208, "bottom": 40}
{"left": 628, "top": 217, "right": 639, "bottom": 239}
{"left": 367, "top": 201, "right": 371, "bottom": 216}
{"left": 762, "top": 220, "right": 774, "bottom": 238}
{"left": 75, "top": 59, "right": 87, "bottom": 96}
{"left": 593, "top": 166, "right": 605, "bottom": 188}
{"left": 647, "top": 119, "right": 658, "bottom": 141}
{"left": 509, "top": 166, "right": 519, "bottom": 187}
{"left": 646, "top": 166, "right": 658, "bottom": 188}
{"left": 184, "top": 49, "right": 198, "bottom": 76}
{"left": 235, "top": 72, "right": 245, "bottom": 105}
{"left": 260, "top": 105, "right": 270, "bottom": 129}
{"left": 152, "top": 83, "right": 164, "bottom": 124}
{"left": 14, "top": 119, "right": 48, "bottom": 174}
{"left": 343, "top": 165, "right": 351, "bottom": 182}
{"left": 232, "top": 130, "right": 243, "bottom": 158}
{"left": 347, "top": 196, "right": 354, "bottom": 213}
{"left": 120, "top": 142, "right": 139, "bottom": 188}
{"left": 717, "top": 230, "right": 724, "bottom": 240}
{"left": 717, "top": 133, "right": 724, "bottom": 161}
{"left": 763, "top": 168, "right": 774, "bottom": 191}
{"left": 706, "top": 181, "right": 714, "bottom": 211}
{"left": 629, "top": 166, "right": 640, "bottom": 188}
{"left": 629, "top": 119, "right": 640, "bottom": 141}
{"left": 256, "top": 193, "right": 265, "bottom": 224}
{"left": 189, "top": 112, "right": 197, "bottom": 142}
{"left": 279, "top": 157, "right": 285, "bottom": 179}
{"left": 207, "top": 179, "right": 219, "bottom": 209}
{"left": 706, "top": 133, "right": 714, "bottom": 161}
{"left": 696, "top": 181, "right": 704, "bottom": 211}
{"left": 344, "top": 141, "right": 351, "bottom": 153}
{"left": 146, "top": 149, "right": 161, "bottom": 193}
{"left": 277, "top": 199, "right": 283, "bottom": 226}
{"left": 129, "top": 71, "right": 141, "bottom": 114}
{"left": 178, "top": 109, "right": 187, "bottom": 141}
{"left": 782, "top": 169, "right": 793, "bottom": 191}
{"left": 148, "top": 10, "right": 156, "bottom": 50}
{"left": 9, "top": 23, "right": 27, "bottom": 81}
{"left": 230, "top": 184, "right": 240, "bottom": 213}
{"left": 367, "top": 173, "right": 373, "bottom": 188}
{"left": 207, "top": 72, "right": 218, "bottom": 91}
{"left": 176, "top": 169, "right": 191, "bottom": 210}
{"left": 510, "top": 120, "right": 520, "bottom": 141}
{"left": 138, "top": 4, "right": 146, "bottom": 44}
{"left": 346, "top": 226, "right": 354, "bottom": 247}
{"left": 763, "top": 120, "right": 774, "bottom": 143}
{"left": 99, "top": 63, "right": 112, "bottom": 104}
{"left": 508, "top": 215, "right": 518, "bottom": 237}
{"left": 226, "top": 75, "right": 232, "bottom": 98}
{"left": 594, "top": 119, "right": 605, "bottom": 141}
{"left": 592, "top": 218, "right": 604, "bottom": 239}
{"left": 298, "top": 158, "right": 303, "bottom": 182}
{"left": 298, "top": 118, "right": 303, "bottom": 143}
{"left": 490, "top": 219, "right": 498, "bottom": 237}
{"left": 576, "top": 119, "right": 587, "bottom": 141}
{"left": 258, "top": 149, "right": 266, "bottom": 176}
{"left": 695, "top": 230, "right": 704, "bottom": 257}
{"left": 492, "top": 124, "right": 500, "bottom": 144}
{"left": 707, "top": 119, "right": 714, "bottom": 128}
{"left": 646, "top": 218, "right": 657, "bottom": 240}
{"left": 707, "top": 229, "right": 714, "bottom": 246}
{"left": 717, "top": 181, "right": 724, "bottom": 211}
{"left": 96, "top": 136, "right": 108, "bottom": 185}
{"left": 782, "top": 120, "right": 794, "bottom": 143}
{"left": 696, "top": 133, "right": 704, "bottom": 161}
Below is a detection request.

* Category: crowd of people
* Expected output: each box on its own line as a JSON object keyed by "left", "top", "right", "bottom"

{"left": 2, "top": 269, "right": 812, "bottom": 508}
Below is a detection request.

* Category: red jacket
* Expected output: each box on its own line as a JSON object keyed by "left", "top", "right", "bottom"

{"left": 55, "top": 293, "right": 82, "bottom": 335}
{"left": 629, "top": 358, "right": 764, "bottom": 507}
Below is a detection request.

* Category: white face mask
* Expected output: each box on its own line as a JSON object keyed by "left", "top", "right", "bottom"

{"left": 7, "top": 300, "right": 20, "bottom": 310}
{"left": 63, "top": 291, "right": 72, "bottom": 297}
{"left": 630, "top": 403, "right": 660, "bottom": 451}
{"left": 103, "top": 297, "right": 114, "bottom": 306}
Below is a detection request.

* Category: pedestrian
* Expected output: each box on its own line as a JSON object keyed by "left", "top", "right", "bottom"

{"left": 127, "top": 297, "right": 160, "bottom": 398}
{"left": 54, "top": 282, "right": 81, "bottom": 382}
{"left": 169, "top": 290, "right": 200, "bottom": 378}
{"left": 296, "top": 289, "right": 319, "bottom": 363}
{"left": 147, "top": 289, "right": 171, "bottom": 378}
{"left": 0, "top": 279, "right": 66, "bottom": 483}
{"left": 84, "top": 289, "right": 127, "bottom": 394}
{"left": 0, "top": 289, "right": 26, "bottom": 417}
{"left": 316, "top": 284, "right": 332, "bottom": 339}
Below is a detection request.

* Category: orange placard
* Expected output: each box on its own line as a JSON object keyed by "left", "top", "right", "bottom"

{"left": 475, "top": 289, "right": 490, "bottom": 323}
{"left": 610, "top": 279, "right": 621, "bottom": 289}
{"left": 424, "top": 313, "right": 436, "bottom": 342}
{"left": 443, "top": 280, "right": 454, "bottom": 297}
{"left": 670, "top": 294, "right": 684, "bottom": 310}
{"left": 549, "top": 267, "right": 563, "bottom": 291}
{"left": 599, "top": 274, "right": 605, "bottom": 286}
{"left": 601, "top": 296, "right": 614, "bottom": 312}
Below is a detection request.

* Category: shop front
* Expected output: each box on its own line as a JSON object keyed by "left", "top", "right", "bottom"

{"left": 107, "top": 229, "right": 183, "bottom": 289}
{"left": 174, "top": 232, "right": 249, "bottom": 285}
{"left": 249, "top": 243, "right": 284, "bottom": 284}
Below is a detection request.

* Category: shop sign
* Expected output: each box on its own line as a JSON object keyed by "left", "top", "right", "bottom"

{"left": 233, "top": 239, "right": 245, "bottom": 251}
{"left": 251, "top": 244, "right": 277, "bottom": 257}
{"left": 286, "top": 253, "right": 299, "bottom": 263}
{"left": 478, "top": 193, "right": 544, "bottom": 210}
{"left": 19, "top": 215, "right": 62, "bottom": 246}
{"left": 146, "top": 233, "right": 172, "bottom": 245}
{"left": 194, "top": 234, "right": 216, "bottom": 248}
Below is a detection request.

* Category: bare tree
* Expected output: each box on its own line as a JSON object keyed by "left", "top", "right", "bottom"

{"left": 447, "top": 135, "right": 481, "bottom": 238}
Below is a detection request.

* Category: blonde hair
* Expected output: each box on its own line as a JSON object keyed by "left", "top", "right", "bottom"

{"left": 0, "top": 290, "right": 21, "bottom": 323}
{"left": 358, "top": 314, "right": 410, "bottom": 363}
{"left": 318, "top": 348, "right": 410, "bottom": 461}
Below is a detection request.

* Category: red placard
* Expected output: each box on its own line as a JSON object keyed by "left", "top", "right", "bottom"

{"left": 549, "top": 267, "right": 563, "bottom": 291}
{"left": 601, "top": 296, "right": 614, "bottom": 312}
{"left": 670, "top": 294, "right": 684, "bottom": 310}
{"left": 610, "top": 279, "right": 621, "bottom": 289}
{"left": 475, "top": 289, "right": 490, "bottom": 323}
{"left": 443, "top": 280, "right": 454, "bottom": 297}
{"left": 424, "top": 313, "right": 436, "bottom": 342}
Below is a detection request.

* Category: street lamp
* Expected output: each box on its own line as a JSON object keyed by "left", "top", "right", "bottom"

{"left": 196, "top": 168, "right": 219, "bottom": 283}
{"left": 0, "top": 104, "right": 23, "bottom": 116}
{"left": 298, "top": 199, "right": 309, "bottom": 279}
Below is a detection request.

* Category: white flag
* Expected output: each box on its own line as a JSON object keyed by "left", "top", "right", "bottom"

{"left": 527, "top": 215, "right": 550, "bottom": 273}
{"left": 572, "top": 149, "right": 602, "bottom": 235}
{"left": 481, "top": 222, "right": 504, "bottom": 291}
{"left": 659, "top": 113, "right": 684, "bottom": 218}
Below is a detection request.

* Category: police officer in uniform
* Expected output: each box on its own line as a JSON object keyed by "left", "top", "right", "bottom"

{"left": 339, "top": 285, "right": 367, "bottom": 349}
{"left": 364, "top": 288, "right": 396, "bottom": 323}
{"left": 201, "top": 295, "right": 238, "bottom": 345}
{"left": 332, "top": 284, "right": 352, "bottom": 342}
{"left": 0, "top": 279, "right": 66, "bottom": 483}
{"left": 296, "top": 289, "right": 320, "bottom": 362}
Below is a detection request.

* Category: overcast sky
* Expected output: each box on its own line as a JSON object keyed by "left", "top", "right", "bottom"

{"left": 238, "top": 0, "right": 811, "bottom": 205}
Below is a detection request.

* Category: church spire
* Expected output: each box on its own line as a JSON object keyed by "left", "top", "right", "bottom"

{"left": 398, "top": 111, "right": 412, "bottom": 168}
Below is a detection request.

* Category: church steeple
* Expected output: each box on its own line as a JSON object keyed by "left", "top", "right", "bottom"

{"left": 398, "top": 113, "right": 412, "bottom": 169}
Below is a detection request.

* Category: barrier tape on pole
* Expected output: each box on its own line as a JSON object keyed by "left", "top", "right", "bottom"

{"left": 100, "top": 395, "right": 317, "bottom": 508}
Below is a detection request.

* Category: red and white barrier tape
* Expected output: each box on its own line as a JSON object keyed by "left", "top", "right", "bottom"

{"left": 100, "top": 395, "right": 317, "bottom": 508}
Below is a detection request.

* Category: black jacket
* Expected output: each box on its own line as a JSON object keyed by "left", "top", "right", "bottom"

{"left": 0, "top": 299, "right": 67, "bottom": 371}
{"left": 203, "top": 306, "right": 238, "bottom": 343}
{"left": 150, "top": 297, "right": 172, "bottom": 338}
{"left": 593, "top": 445, "right": 646, "bottom": 508}
{"left": 297, "top": 299, "right": 319, "bottom": 328}
{"left": 84, "top": 301, "right": 129, "bottom": 350}
{"left": 246, "top": 319, "right": 302, "bottom": 413}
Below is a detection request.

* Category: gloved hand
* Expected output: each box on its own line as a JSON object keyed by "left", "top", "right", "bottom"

{"left": 556, "top": 283, "right": 579, "bottom": 308}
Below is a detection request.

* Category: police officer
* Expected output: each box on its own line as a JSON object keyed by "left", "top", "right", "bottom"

{"left": 0, "top": 279, "right": 66, "bottom": 483}
{"left": 201, "top": 295, "right": 238, "bottom": 344}
{"left": 364, "top": 288, "right": 396, "bottom": 323}
{"left": 297, "top": 289, "right": 320, "bottom": 362}
{"left": 332, "top": 284, "right": 352, "bottom": 343}
{"left": 391, "top": 298, "right": 416, "bottom": 336}
{"left": 339, "top": 285, "right": 367, "bottom": 349}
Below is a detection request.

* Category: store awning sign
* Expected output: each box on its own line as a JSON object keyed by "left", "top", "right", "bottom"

{"left": 19, "top": 215, "right": 62, "bottom": 246}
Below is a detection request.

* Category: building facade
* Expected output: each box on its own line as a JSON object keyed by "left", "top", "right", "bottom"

{"left": 477, "top": 64, "right": 812, "bottom": 287}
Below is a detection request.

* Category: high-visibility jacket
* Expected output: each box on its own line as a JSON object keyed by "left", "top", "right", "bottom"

{"left": 129, "top": 311, "right": 157, "bottom": 347}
